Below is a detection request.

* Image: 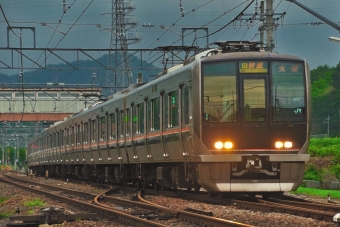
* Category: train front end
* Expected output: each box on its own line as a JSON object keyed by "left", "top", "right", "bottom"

{"left": 192, "top": 51, "right": 311, "bottom": 194}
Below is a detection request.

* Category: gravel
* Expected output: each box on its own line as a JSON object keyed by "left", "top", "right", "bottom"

{"left": 1, "top": 173, "right": 339, "bottom": 227}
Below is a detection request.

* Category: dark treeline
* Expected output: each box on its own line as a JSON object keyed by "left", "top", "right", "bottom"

{"left": 311, "top": 62, "right": 340, "bottom": 137}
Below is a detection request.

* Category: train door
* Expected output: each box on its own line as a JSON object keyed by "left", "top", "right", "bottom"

{"left": 240, "top": 75, "right": 270, "bottom": 149}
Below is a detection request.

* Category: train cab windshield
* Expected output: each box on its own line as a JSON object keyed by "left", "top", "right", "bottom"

{"left": 202, "top": 62, "right": 238, "bottom": 123}
{"left": 271, "top": 61, "right": 306, "bottom": 122}
{"left": 202, "top": 60, "right": 306, "bottom": 124}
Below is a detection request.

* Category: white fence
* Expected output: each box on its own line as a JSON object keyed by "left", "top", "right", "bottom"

{"left": 305, "top": 180, "right": 340, "bottom": 190}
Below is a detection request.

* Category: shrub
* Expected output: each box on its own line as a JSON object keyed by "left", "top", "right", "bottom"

{"left": 309, "top": 138, "right": 340, "bottom": 157}
{"left": 304, "top": 164, "right": 323, "bottom": 181}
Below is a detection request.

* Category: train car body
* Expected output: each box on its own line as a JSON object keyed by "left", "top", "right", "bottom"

{"left": 28, "top": 42, "right": 311, "bottom": 196}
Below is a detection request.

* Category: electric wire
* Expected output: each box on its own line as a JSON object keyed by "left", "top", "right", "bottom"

{"left": 145, "top": 0, "right": 215, "bottom": 49}
{"left": 0, "top": 4, "right": 19, "bottom": 38}
{"left": 309, "top": 42, "right": 339, "bottom": 67}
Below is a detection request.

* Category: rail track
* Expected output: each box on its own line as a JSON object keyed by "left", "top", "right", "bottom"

{"left": 0, "top": 172, "right": 253, "bottom": 227}
{"left": 140, "top": 187, "right": 340, "bottom": 223}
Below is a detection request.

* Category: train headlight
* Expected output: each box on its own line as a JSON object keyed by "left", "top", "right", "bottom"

{"left": 275, "top": 141, "right": 293, "bottom": 149}
{"left": 215, "top": 141, "right": 223, "bottom": 149}
{"left": 284, "top": 141, "right": 293, "bottom": 148}
{"left": 224, "top": 142, "right": 233, "bottom": 149}
{"left": 275, "top": 141, "right": 283, "bottom": 148}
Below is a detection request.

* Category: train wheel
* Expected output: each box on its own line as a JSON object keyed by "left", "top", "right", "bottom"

{"left": 142, "top": 180, "right": 148, "bottom": 189}
{"left": 153, "top": 182, "right": 160, "bottom": 190}
{"left": 194, "top": 186, "right": 201, "bottom": 192}
{"left": 208, "top": 191, "right": 214, "bottom": 197}
{"left": 248, "top": 193, "right": 256, "bottom": 198}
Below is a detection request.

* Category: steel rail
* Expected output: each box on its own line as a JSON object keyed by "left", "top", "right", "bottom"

{"left": 0, "top": 174, "right": 166, "bottom": 227}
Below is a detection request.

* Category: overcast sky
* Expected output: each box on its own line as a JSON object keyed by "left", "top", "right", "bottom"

{"left": 0, "top": 0, "right": 339, "bottom": 76}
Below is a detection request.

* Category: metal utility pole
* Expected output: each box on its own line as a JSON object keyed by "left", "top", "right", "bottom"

{"left": 236, "top": 0, "right": 285, "bottom": 52}
{"left": 327, "top": 115, "right": 330, "bottom": 138}
{"left": 259, "top": 1, "right": 265, "bottom": 49}
{"left": 104, "top": 0, "right": 141, "bottom": 95}
{"left": 265, "top": 0, "right": 275, "bottom": 51}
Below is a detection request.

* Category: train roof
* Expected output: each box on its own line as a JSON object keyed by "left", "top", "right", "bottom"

{"left": 202, "top": 51, "right": 305, "bottom": 62}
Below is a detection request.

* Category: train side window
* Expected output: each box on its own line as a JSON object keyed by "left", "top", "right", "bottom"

{"left": 182, "top": 86, "right": 190, "bottom": 125}
{"left": 61, "top": 130, "right": 65, "bottom": 147}
{"left": 66, "top": 128, "right": 69, "bottom": 147}
{"left": 59, "top": 131, "right": 62, "bottom": 148}
{"left": 132, "top": 104, "right": 137, "bottom": 135}
{"left": 110, "top": 113, "right": 116, "bottom": 139}
{"left": 71, "top": 126, "right": 75, "bottom": 146}
{"left": 77, "top": 124, "right": 80, "bottom": 145}
{"left": 126, "top": 108, "right": 131, "bottom": 136}
{"left": 149, "top": 97, "right": 160, "bottom": 131}
{"left": 51, "top": 133, "right": 54, "bottom": 149}
{"left": 120, "top": 110, "right": 125, "bottom": 137}
{"left": 91, "top": 119, "right": 97, "bottom": 143}
{"left": 137, "top": 103, "right": 144, "bottom": 134}
{"left": 106, "top": 114, "right": 109, "bottom": 141}
{"left": 168, "top": 91, "right": 179, "bottom": 128}
{"left": 56, "top": 131, "right": 59, "bottom": 148}
{"left": 84, "top": 122, "right": 88, "bottom": 144}
{"left": 100, "top": 116, "right": 106, "bottom": 141}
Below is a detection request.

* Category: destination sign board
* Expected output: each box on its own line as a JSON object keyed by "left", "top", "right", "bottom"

{"left": 239, "top": 61, "right": 268, "bottom": 73}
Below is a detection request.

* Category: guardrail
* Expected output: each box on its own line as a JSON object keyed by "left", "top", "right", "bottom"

{"left": 305, "top": 180, "right": 340, "bottom": 190}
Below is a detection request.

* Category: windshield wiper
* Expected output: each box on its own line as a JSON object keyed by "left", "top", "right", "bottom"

{"left": 274, "top": 85, "right": 293, "bottom": 127}
{"left": 275, "top": 98, "right": 293, "bottom": 127}
{"left": 211, "top": 102, "right": 234, "bottom": 127}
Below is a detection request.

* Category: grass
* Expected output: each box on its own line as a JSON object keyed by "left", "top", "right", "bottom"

{"left": 24, "top": 198, "right": 45, "bottom": 207}
{"left": 291, "top": 187, "right": 340, "bottom": 199}
{"left": 27, "top": 209, "right": 34, "bottom": 215}
{"left": 0, "top": 212, "right": 9, "bottom": 219}
{"left": 0, "top": 197, "right": 9, "bottom": 204}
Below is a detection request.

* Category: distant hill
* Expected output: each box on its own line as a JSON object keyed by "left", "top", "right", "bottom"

{"left": 2, "top": 54, "right": 161, "bottom": 86}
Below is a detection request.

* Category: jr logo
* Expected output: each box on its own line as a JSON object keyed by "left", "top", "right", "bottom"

{"left": 294, "top": 108, "right": 302, "bottom": 114}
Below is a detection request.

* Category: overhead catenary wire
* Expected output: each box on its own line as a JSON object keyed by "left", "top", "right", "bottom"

{"left": 0, "top": 4, "right": 19, "bottom": 38}
{"left": 0, "top": 0, "right": 94, "bottom": 127}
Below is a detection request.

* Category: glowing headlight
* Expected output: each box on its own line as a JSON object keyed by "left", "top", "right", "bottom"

{"left": 284, "top": 141, "right": 293, "bottom": 148}
{"left": 215, "top": 141, "right": 223, "bottom": 149}
{"left": 224, "top": 142, "right": 233, "bottom": 149}
{"left": 275, "top": 141, "right": 283, "bottom": 148}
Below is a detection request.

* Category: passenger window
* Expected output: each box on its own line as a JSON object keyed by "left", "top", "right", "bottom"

{"left": 149, "top": 98, "right": 160, "bottom": 131}
{"left": 66, "top": 128, "right": 69, "bottom": 146}
{"left": 126, "top": 108, "right": 130, "bottom": 136}
{"left": 71, "top": 127, "right": 74, "bottom": 146}
{"left": 83, "top": 123, "right": 88, "bottom": 143}
{"left": 100, "top": 116, "right": 106, "bottom": 141}
{"left": 137, "top": 103, "right": 144, "bottom": 134}
{"left": 91, "top": 119, "right": 97, "bottom": 142}
{"left": 168, "top": 91, "right": 178, "bottom": 128}
{"left": 120, "top": 110, "right": 125, "bottom": 137}
{"left": 182, "top": 86, "right": 190, "bottom": 125}
{"left": 110, "top": 113, "right": 116, "bottom": 139}
{"left": 77, "top": 124, "right": 81, "bottom": 145}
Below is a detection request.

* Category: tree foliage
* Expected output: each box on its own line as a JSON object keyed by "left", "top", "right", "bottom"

{"left": 311, "top": 62, "right": 340, "bottom": 137}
